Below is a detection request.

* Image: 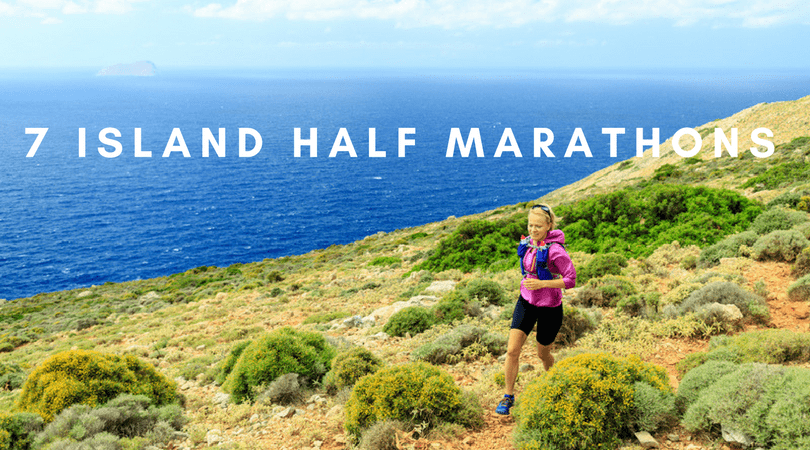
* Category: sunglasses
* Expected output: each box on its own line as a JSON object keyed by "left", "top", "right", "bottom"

{"left": 531, "top": 204, "right": 550, "bottom": 213}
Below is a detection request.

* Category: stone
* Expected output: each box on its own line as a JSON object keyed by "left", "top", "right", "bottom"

{"left": 196, "top": 344, "right": 206, "bottom": 350}
{"left": 666, "top": 434, "right": 680, "bottom": 442}
{"left": 703, "top": 303, "right": 743, "bottom": 324}
{"left": 249, "top": 414, "right": 260, "bottom": 423}
{"left": 634, "top": 431, "right": 659, "bottom": 448}
{"left": 425, "top": 280, "right": 457, "bottom": 294}
{"left": 212, "top": 392, "right": 231, "bottom": 408}
{"left": 278, "top": 407, "right": 296, "bottom": 418}
{"left": 721, "top": 424, "right": 753, "bottom": 446}
{"left": 519, "top": 364, "right": 535, "bottom": 372}
{"left": 366, "top": 332, "right": 389, "bottom": 341}
{"left": 308, "top": 394, "right": 327, "bottom": 404}
{"left": 360, "top": 316, "right": 376, "bottom": 328}
{"left": 365, "top": 297, "right": 439, "bottom": 323}
{"left": 342, "top": 315, "right": 364, "bottom": 328}
{"left": 205, "top": 430, "right": 222, "bottom": 446}
{"left": 327, "top": 405, "right": 343, "bottom": 418}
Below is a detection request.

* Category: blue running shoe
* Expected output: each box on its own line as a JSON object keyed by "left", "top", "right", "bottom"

{"left": 496, "top": 394, "right": 514, "bottom": 415}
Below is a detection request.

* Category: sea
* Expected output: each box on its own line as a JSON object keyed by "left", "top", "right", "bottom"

{"left": 1, "top": 68, "right": 808, "bottom": 301}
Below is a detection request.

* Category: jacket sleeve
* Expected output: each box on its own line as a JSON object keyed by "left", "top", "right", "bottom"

{"left": 549, "top": 245, "right": 576, "bottom": 289}
{"left": 517, "top": 237, "right": 530, "bottom": 258}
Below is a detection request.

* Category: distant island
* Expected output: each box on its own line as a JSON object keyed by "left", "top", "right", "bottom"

{"left": 96, "top": 61, "right": 156, "bottom": 76}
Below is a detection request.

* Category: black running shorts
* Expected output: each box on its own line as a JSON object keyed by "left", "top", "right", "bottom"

{"left": 510, "top": 295, "right": 563, "bottom": 346}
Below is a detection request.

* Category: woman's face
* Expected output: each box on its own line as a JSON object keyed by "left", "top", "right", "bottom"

{"left": 528, "top": 212, "right": 551, "bottom": 242}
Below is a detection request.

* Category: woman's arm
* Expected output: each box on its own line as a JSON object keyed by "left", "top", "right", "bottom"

{"left": 523, "top": 278, "right": 566, "bottom": 290}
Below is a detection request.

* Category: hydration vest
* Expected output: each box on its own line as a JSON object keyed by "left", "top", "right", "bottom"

{"left": 517, "top": 236, "right": 564, "bottom": 281}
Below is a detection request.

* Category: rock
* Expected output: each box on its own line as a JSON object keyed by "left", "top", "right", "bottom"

{"left": 212, "top": 392, "right": 231, "bottom": 408}
{"left": 425, "top": 280, "right": 457, "bottom": 294}
{"left": 366, "top": 332, "right": 389, "bottom": 341}
{"left": 334, "top": 434, "right": 347, "bottom": 444}
{"left": 196, "top": 344, "right": 206, "bottom": 350}
{"left": 666, "top": 433, "right": 680, "bottom": 442}
{"left": 498, "top": 354, "right": 507, "bottom": 363}
{"left": 308, "top": 394, "right": 327, "bottom": 405}
{"left": 326, "top": 405, "right": 343, "bottom": 418}
{"left": 721, "top": 423, "right": 753, "bottom": 446}
{"left": 172, "top": 431, "right": 189, "bottom": 440}
{"left": 685, "top": 445, "right": 701, "bottom": 450}
{"left": 77, "top": 290, "right": 94, "bottom": 298}
{"left": 702, "top": 303, "right": 743, "bottom": 324}
{"left": 249, "top": 414, "right": 260, "bottom": 423}
{"left": 278, "top": 407, "right": 296, "bottom": 418}
{"left": 312, "top": 440, "right": 323, "bottom": 448}
{"left": 343, "top": 315, "right": 364, "bottom": 328}
{"left": 365, "top": 297, "right": 438, "bottom": 323}
{"left": 205, "top": 430, "right": 222, "bottom": 446}
{"left": 462, "top": 436, "right": 475, "bottom": 446}
{"left": 634, "top": 431, "right": 659, "bottom": 448}
{"left": 519, "top": 364, "right": 535, "bottom": 372}
{"left": 360, "top": 316, "right": 376, "bottom": 328}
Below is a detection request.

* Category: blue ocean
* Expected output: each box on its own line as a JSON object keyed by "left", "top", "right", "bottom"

{"left": 1, "top": 69, "right": 808, "bottom": 301}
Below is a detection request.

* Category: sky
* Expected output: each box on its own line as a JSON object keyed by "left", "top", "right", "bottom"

{"left": 0, "top": 0, "right": 809, "bottom": 70}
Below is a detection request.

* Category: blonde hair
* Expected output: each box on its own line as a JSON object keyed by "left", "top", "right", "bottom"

{"left": 529, "top": 204, "right": 557, "bottom": 229}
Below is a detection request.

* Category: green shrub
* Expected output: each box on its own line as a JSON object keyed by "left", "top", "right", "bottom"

{"left": 698, "top": 230, "right": 758, "bottom": 267}
{"left": 555, "top": 306, "right": 598, "bottom": 347}
{"left": 748, "top": 207, "right": 809, "bottom": 235}
{"left": 576, "top": 253, "right": 628, "bottom": 284}
{"left": 462, "top": 279, "right": 508, "bottom": 306}
{"left": 680, "top": 254, "right": 697, "bottom": 270}
{"left": 33, "top": 394, "right": 185, "bottom": 449}
{"left": 411, "top": 325, "right": 506, "bottom": 364}
{"left": 412, "top": 215, "right": 526, "bottom": 273}
{"left": 513, "top": 352, "right": 672, "bottom": 450}
{"left": 681, "top": 363, "right": 810, "bottom": 449}
{"left": 216, "top": 340, "right": 252, "bottom": 386}
{"left": 767, "top": 189, "right": 810, "bottom": 210}
{"left": 383, "top": 306, "right": 434, "bottom": 337}
{"left": 675, "top": 360, "right": 740, "bottom": 412}
{"left": 358, "top": 419, "right": 406, "bottom": 450}
{"left": 575, "top": 275, "right": 637, "bottom": 308}
{"left": 616, "top": 292, "right": 660, "bottom": 318}
{"left": 557, "top": 184, "right": 762, "bottom": 258}
{"left": 677, "top": 329, "right": 810, "bottom": 375}
{"left": 0, "top": 362, "right": 25, "bottom": 392}
{"left": 0, "top": 412, "right": 44, "bottom": 450}
{"left": 788, "top": 274, "right": 810, "bottom": 301}
{"left": 344, "top": 362, "right": 481, "bottom": 438}
{"left": 17, "top": 350, "right": 178, "bottom": 422}
{"left": 224, "top": 327, "right": 335, "bottom": 403}
{"left": 751, "top": 229, "right": 810, "bottom": 262}
{"left": 793, "top": 247, "right": 810, "bottom": 277}
{"left": 303, "top": 311, "right": 351, "bottom": 324}
{"left": 678, "top": 281, "right": 768, "bottom": 323}
{"left": 632, "top": 381, "right": 677, "bottom": 432}
{"left": 324, "top": 347, "right": 384, "bottom": 395}
{"left": 368, "top": 256, "right": 402, "bottom": 267}
{"left": 259, "top": 373, "right": 303, "bottom": 405}
{"left": 431, "top": 294, "right": 472, "bottom": 325}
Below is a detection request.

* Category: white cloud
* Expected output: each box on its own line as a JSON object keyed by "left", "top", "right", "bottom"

{"left": 0, "top": 1, "right": 19, "bottom": 16}
{"left": 3, "top": 0, "right": 145, "bottom": 16}
{"left": 189, "top": 0, "right": 809, "bottom": 28}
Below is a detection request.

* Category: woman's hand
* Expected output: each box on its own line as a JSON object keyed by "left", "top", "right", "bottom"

{"left": 523, "top": 279, "right": 547, "bottom": 290}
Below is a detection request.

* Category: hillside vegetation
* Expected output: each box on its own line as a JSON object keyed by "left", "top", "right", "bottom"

{"left": 2, "top": 95, "right": 810, "bottom": 450}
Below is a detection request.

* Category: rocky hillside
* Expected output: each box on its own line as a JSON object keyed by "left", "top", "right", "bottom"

{"left": 1, "top": 94, "right": 809, "bottom": 450}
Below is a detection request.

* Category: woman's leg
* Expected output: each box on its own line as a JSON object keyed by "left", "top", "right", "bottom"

{"left": 504, "top": 328, "right": 528, "bottom": 396}
{"left": 536, "top": 342, "right": 555, "bottom": 371}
